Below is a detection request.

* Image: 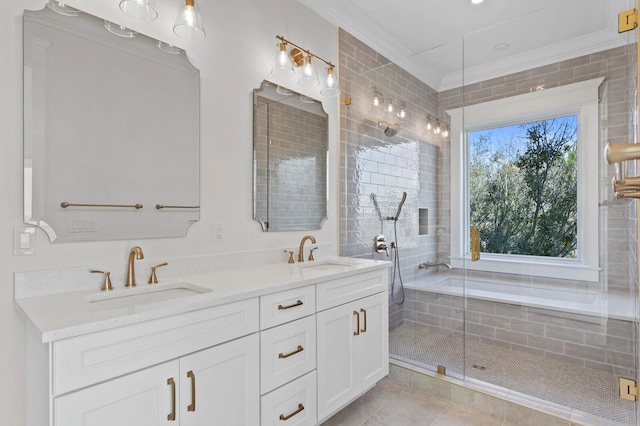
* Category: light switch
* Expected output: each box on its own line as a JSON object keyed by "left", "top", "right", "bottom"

{"left": 14, "top": 226, "right": 36, "bottom": 255}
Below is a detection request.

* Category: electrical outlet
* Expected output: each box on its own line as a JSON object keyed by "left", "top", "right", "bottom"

{"left": 213, "top": 223, "right": 224, "bottom": 243}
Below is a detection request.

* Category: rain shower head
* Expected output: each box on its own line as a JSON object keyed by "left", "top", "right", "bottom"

{"left": 378, "top": 120, "right": 399, "bottom": 137}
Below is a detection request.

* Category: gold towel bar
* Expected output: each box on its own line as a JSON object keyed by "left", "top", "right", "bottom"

{"left": 155, "top": 204, "right": 200, "bottom": 209}
{"left": 61, "top": 202, "right": 143, "bottom": 209}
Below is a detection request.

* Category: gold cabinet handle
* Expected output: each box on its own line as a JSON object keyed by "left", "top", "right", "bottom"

{"left": 360, "top": 308, "right": 367, "bottom": 333}
{"left": 353, "top": 311, "right": 360, "bottom": 336}
{"left": 167, "top": 378, "right": 176, "bottom": 421}
{"left": 279, "top": 345, "right": 304, "bottom": 359}
{"left": 278, "top": 300, "right": 303, "bottom": 310}
{"left": 279, "top": 403, "right": 305, "bottom": 421}
{"left": 187, "top": 370, "right": 196, "bottom": 412}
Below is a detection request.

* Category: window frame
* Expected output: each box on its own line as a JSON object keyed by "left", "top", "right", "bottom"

{"left": 447, "top": 77, "right": 604, "bottom": 282}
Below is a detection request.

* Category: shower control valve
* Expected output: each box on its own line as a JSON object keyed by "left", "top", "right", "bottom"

{"left": 374, "top": 235, "right": 389, "bottom": 256}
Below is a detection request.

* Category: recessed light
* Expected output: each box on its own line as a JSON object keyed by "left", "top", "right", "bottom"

{"left": 493, "top": 43, "right": 510, "bottom": 52}
{"left": 471, "top": 0, "right": 484, "bottom": 4}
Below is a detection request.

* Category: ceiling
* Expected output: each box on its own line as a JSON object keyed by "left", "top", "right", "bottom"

{"left": 298, "top": 0, "right": 635, "bottom": 91}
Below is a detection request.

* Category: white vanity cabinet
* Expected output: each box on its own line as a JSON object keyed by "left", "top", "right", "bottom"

{"left": 316, "top": 270, "right": 389, "bottom": 423}
{"left": 54, "top": 334, "right": 259, "bottom": 426}
{"left": 259, "top": 285, "right": 318, "bottom": 425}
{"left": 27, "top": 298, "right": 260, "bottom": 426}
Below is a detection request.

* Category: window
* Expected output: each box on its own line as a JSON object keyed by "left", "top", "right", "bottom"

{"left": 448, "top": 78, "right": 603, "bottom": 282}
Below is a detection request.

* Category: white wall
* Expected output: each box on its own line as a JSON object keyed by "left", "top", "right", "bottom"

{"left": 0, "top": 0, "right": 339, "bottom": 424}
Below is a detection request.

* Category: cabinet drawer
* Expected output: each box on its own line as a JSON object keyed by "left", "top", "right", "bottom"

{"left": 52, "top": 297, "right": 259, "bottom": 396}
{"left": 260, "top": 285, "right": 315, "bottom": 329}
{"left": 316, "top": 269, "right": 387, "bottom": 311}
{"left": 260, "top": 315, "right": 316, "bottom": 394}
{"left": 261, "top": 371, "right": 317, "bottom": 426}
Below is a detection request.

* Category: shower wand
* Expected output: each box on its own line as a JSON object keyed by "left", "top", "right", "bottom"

{"left": 386, "top": 191, "right": 407, "bottom": 221}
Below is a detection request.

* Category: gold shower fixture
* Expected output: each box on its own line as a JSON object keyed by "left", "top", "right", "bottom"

{"left": 271, "top": 35, "right": 340, "bottom": 97}
{"left": 604, "top": 142, "right": 640, "bottom": 199}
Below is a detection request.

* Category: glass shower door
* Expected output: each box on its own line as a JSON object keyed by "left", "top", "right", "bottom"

{"left": 458, "top": 2, "right": 638, "bottom": 424}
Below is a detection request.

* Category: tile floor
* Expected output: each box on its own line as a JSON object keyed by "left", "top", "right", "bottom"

{"left": 321, "top": 376, "right": 520, "bottom": 425}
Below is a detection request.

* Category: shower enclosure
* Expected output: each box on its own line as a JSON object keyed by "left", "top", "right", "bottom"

{"left": 339, "top": 2, "right": 639, "bottom": 425}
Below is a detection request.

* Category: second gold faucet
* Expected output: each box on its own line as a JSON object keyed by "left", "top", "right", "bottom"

{"left": 126, "top": 246, "right": 144, "bottom": 287}
{"left": 297, "top": 235, "right": 316, "bottom": 262}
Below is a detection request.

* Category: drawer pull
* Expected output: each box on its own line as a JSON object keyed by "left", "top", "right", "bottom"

{"left": 353, "top": 311, "right": 360, "bottom": 336}
{"left": 278, "top": 345, "right": 304, "bottom": 359}
{"left": 278, "top": 300, "right": 303, "bottom": 310}
{"left": 187, "top": 370, "right": 196, "bottom": 412}
{"left": 279, "top": 403, "right": 305, "bottom": 421}
{"left": 167, "top": 378, "right": 176, "bottom": 421}
{"left": 360, "top": 308, "right": 367, "bottom": 333}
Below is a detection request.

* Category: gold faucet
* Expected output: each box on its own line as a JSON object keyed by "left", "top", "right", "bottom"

{"left": 297, "top": 235, "right": 316, "bottom": 262}
{"left": 125, "top": 246, "right": 144, "bottom": 287}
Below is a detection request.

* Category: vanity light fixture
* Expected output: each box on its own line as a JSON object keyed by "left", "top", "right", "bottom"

{"left": 119, "top": 0, "right": 158, "bottom": 21}
{"left": 272, "top": 35, "right": 340, "bottom": 97}
{"left": 426, "top": 116, "right": 449, "bottom": 138}
{"left": 173, "top": 0, "right": 206, "bottom": 41}
{"left": 47, "top": 0, "right": 80, "bottom": 16}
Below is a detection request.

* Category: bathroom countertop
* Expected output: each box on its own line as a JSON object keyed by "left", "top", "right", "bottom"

{"left": 15, "top": 257, "right": 391, "bottom": 343}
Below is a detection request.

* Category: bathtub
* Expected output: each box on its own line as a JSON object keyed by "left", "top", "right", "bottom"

{"left": 402, "top": 275, "right": 635, "bottom": 321}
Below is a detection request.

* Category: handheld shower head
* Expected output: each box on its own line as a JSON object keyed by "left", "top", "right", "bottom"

{"left": 394, "top": 191, "right": 407, "bottom": 220}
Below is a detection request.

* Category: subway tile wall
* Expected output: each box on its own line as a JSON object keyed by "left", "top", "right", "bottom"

{"left": 339, "top": 28, "right": 637, "bottom": 293}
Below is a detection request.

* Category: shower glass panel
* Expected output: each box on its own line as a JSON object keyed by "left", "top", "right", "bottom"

{"left": 458, "top": 2, "right": 638, "bottom": 424}
{"left": 339, "top": 0, "right": 638, "bottom": 424}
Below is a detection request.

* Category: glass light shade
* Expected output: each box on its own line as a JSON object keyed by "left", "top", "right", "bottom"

{"left": 320, "top": 67, "right": 340, "bottom": 97}
{"left": 298, "top": 55, "right": 319, "bottom": 88}
{"left": 443, "top": 128, "right": 449, "bottom": 137}
{"left": 271, "top": 42, "right": 294, "bottom": 78}
{"left": 119, "top": 0, "right": 158, "bottom": 21}
{"left": 173, "top": 0, "right": 206, "bottom": 41}
{"left": 426, "top": 118, "right": 433, "bottom": 130}
{"left": 373, "top": 95, "right": 380, "bottom": 106}
{"left": 47, "top": 1, "right": 79, "bottom": 16}
{"left": 104, "top": 20, "right": 136, "bottom": 38}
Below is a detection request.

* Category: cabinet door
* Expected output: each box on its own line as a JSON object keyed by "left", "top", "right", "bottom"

{"left": 54, "top": 360, "right": 179, "bottom": 426}
{"left": 317, "top": 292, "right": 389, "bottom": 423}
{"left": 180, "top": 333, "right": 259, "bottom": 426}
{"left": 356, "top": 291, "right": 389, "bottom": 390}
{"left": 316, "top": 298, "right": 359, "bottom": 421}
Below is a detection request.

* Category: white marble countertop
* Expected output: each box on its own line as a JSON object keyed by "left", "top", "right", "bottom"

{"left": 15, "top": 257, "right": 390, "bottom": 343}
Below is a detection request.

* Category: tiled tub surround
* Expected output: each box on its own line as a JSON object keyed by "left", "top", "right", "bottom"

{"left": 392, "top": 274, "right": 635, "bottom": 377}
{"left": 388, "top": 273, "right": 636, "bottom": 425}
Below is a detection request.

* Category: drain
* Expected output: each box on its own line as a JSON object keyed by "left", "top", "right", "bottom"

{"left": 472, "top": 364, "right": 487, "bottom": 371}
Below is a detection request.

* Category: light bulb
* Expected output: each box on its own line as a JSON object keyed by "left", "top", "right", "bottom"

{"left": 173, "top": 0, "right": 205, "bottom": 41}
{"left": 298, "top": 55, "right": 319, "bottom": 88}
{"left": 387, "top": 102, "right": 394, "bottom": 113}
{"left": 320, "top": 67, "right": 340, "bottom": 97}
{"left": 272, "top": 42, "right": 294, "bottom": 77}
{"left": 443, "top": 128, "right": 449, "bottom": 137}
{"left": 373, "top": 96, "right": 380, "bottom": 106}
{"left": 435, "top": 124, "right": 441, "bottom": 134}
{"left": 398, "top": 108, "right": 406, "bottom": 119}
{"left": 426, "top": 118, "right": 433, "bottom": 130}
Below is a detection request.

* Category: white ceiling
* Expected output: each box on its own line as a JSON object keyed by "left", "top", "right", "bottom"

{"left": 298, "top": 0, "right": 635, "bottom": 91}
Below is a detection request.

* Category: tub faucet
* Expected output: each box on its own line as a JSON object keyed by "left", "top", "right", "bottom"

{"left": 298, "top": 235, "right": 316, "bottom": 262}
{"left": 125, "top": 246, "right": 144, "bottom": 287}
{"left": 419, "top": 261, "right": 451, "bottom": 270}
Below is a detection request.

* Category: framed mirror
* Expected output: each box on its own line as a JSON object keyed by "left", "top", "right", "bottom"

{"left": 253, "top": 81, "right": 328, "bottom": 232}
{"left": 23, "top": 7, "right": 200, "bottom": 243}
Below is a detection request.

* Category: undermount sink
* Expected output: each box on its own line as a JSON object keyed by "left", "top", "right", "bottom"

{"left": 86, "top": 282, "right": 211, "bottom": 310}
{"left": 296, "top": 258, "right": 360, "bottom": 271}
